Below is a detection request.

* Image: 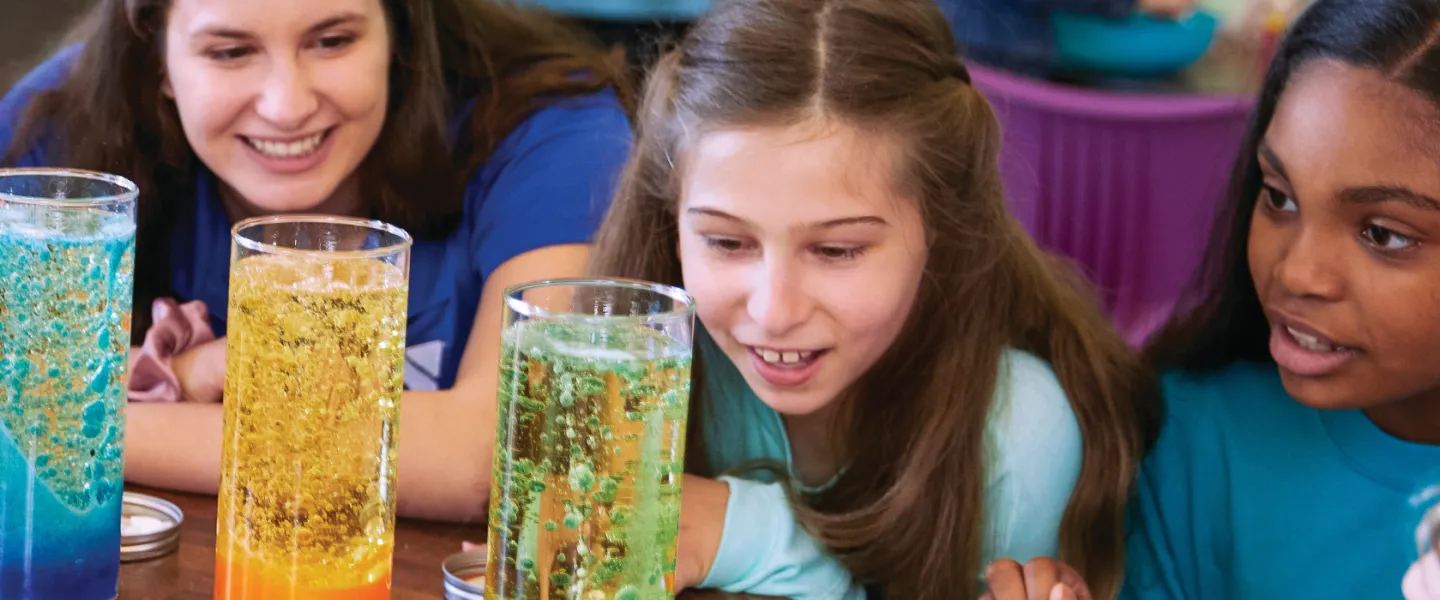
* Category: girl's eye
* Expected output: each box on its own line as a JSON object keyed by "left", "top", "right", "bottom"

{"left": 1361, "top": 224, "right": 1417, "bottom": 252}
{"left": 703, "top": 237, "right": 747, "bottom": 253}
{"left": 316, "top": 35, "right": 355, "bottom": 51}
{"left": 814, "top": 245, "right": 865, "bottom": 261}
{"left": 1264, "top": 186, "right": 1297, "bottom": 213}
{"left": 207, "top": 47, "right": 253, "bottom": 62}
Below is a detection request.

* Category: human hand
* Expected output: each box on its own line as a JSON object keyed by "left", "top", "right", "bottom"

{"left": 982, "top": 558, "right": 1095, "bottom": 600}
{"left": 1406, "top": 550, "right": 1440, "bottom": 599}
{"left": 172, "top": 337, "right": 226, "bottom": 403}
{"left": 1138, "top": 0, "right": 1198, "bottom": 19}
{"left": 675, "top": 474, "right": 730, "bottom": 591}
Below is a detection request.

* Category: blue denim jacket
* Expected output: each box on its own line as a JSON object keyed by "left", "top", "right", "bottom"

{"left": 937, "top": 0, "right": 1138, "bottom": 75}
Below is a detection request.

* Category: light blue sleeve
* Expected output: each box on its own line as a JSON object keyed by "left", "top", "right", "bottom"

{"left": 699, "top": 350, "right": 1081, "bottom": 598}
{"left": 980, "top": 350, "right": 1083, "bottom": 567}
{"left": 699, "top": 476, "right": 866, "bottom": 600}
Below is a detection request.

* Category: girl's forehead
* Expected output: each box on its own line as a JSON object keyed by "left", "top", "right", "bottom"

{"left": 681, "top": 123, "right": 913, "bottom": 219}
{"left": 1266, "top": 61, "right": 1440, "bottom": 189}
{"left": 168, "top": 0, "right": 383, "bottom": 36}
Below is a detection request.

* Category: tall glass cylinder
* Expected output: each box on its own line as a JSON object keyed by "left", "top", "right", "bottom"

{"left": 0, "top": 169, "right": 137, "bottom": 600}
{"left": 486, "top": 279, "right": 696, "bottom": 600}
{"left": 216, "top": 215, "right": 410, "bottom": 600}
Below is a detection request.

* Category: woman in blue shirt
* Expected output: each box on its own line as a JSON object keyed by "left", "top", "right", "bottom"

{"left": 588, "top": 0, "right": 1160, "bottom": 598}
{"left": 1120, "top": 0, "right": 1440, "bottom": 596}
{"left": 0, "top": 0, "right": 632, "bottom": 522}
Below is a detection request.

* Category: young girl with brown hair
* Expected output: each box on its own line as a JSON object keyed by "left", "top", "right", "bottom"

{"left": 587, "top": 0, "right": 1159, "bottom": 597}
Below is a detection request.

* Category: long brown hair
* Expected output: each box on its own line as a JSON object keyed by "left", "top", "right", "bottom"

{"left": 2, "top": 0, "right": 630, "bottom": 336}
{"left": 587, "top": 0, "right": 1157, "bottom": 596}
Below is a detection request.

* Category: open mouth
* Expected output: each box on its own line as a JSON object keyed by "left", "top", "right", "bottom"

{"left": 1269, "top": 320, "right": 1359, "bottom": 378}
{"left": 749, "top": 346, "right": 827, "bottom": 369}
{"left": 241, "top": 128, "right": 334, "bottom": 160}
{"left": 1284, "top": 325, "right": 1356, "bottom": 353}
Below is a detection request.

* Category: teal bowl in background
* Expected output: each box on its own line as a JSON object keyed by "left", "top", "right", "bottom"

{"left": 1053, "top": 10, "right": 1220, "bottom": 78}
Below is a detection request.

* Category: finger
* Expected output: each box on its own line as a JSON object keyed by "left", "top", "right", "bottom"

{"left": 985, "top": 559, "right": 1026, "bottom": 600}
{"left": 1055, "top": 562, "right": 1096, "bottom": 600}
{"left": 1023, "top": 558, "right": 1060, "bottom": 600}
{"left": 1050, "top": 583, "right": 1078, "bottom": 600}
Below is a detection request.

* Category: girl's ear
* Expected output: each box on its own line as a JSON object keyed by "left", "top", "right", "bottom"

{"left": 161, "top": 73, "right": 174, "bottom": 99}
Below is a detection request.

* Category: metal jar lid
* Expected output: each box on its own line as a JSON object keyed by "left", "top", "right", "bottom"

{"left": 442, "top": 549, "right": 486, "bottom": 600}
{"left": 120, "top": 492, "right": 183, "bottom": 562}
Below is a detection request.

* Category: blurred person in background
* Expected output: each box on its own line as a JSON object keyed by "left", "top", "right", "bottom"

{"left": 515, "top": 0, "right": 712, "bottom": 75}
{"left": 936, "top": 0, "right": 1200, "bottom": 77}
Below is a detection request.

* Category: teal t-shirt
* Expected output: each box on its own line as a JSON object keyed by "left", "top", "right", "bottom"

{"left": 1122, "top": 362, "right": 1440, "bottom": 599}
{"left": 693, "top": 329, "right": 1084, "bottom": 598}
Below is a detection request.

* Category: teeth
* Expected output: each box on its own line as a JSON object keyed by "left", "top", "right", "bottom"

{"left": 758, "top": 348, "right": 814, "bottom": 365}
{"left": 1287, "top": 326, "right": 1336, "bottom": 352}
{"left": 247, "top": 132, "right": 325, "bottom": 158}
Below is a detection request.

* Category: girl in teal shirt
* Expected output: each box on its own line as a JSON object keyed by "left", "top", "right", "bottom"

{"left": 588, "top": 0, "right": 1159, "bottom": 597}
{"left": 1119, "top": 0, "right": 1440, "bottom": 596}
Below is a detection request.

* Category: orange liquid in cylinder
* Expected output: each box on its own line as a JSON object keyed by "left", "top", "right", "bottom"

{"left": 215, "top": 554, "right": 391, "bottom": 600}
{"left": 215, "top": 255, "right": 407, "bottom": 600}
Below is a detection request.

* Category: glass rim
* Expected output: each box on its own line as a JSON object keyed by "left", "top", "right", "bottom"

{"left": 0, "top": 167, "right": 138, "bottom": 208}
{"left": 504, "top": 278, "right": 697, "bottom": 322}
{"left": 231, "top": 213, "right": 413, "bottom": 260}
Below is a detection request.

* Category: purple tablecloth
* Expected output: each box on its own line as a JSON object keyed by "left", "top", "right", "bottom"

{"left": 973, "top": 65, "right": 1255, "bottom": 344}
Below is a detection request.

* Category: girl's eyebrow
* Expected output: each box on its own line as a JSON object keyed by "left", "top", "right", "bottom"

{"left": 1258, "top": 141, "right": 1289, "bottom": 180}
{"left": 192, "top": 12, "right": 366, "bottom": 40}
{"left": 684, "top": 206, "right": 889, "bottom": 230}
{"left": 1260, "top": 140, "right": 1440, "bottom": 211}
{"left": 1340, "top": 185, "right": 1440, "bottom": 211}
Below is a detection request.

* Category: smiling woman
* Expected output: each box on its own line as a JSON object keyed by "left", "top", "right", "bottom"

{"left": 164, "top": 1, "right": 392, "bottom": 217}
{"left": 0, "top": 0, "right": 633, "bottom": 523}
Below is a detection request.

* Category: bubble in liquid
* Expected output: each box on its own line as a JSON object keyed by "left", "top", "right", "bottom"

{"left": 563, "top": 512, "right": 583, "bottom": 529}
{"left": 569, "top": 463, "right": 595, "bottom": 492}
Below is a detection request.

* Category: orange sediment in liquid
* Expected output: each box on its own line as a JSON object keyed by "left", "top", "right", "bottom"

{"left": 214, "top": 555, "right": 391, "bottom": 600}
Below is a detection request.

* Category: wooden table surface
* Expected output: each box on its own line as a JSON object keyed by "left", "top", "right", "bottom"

{"left": 118, "top": 486, "right": 766, "bottom": 599}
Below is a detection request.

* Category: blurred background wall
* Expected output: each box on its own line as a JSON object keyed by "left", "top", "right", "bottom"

{"left": 0, "top": 0, "right": 91, "bottom": 87}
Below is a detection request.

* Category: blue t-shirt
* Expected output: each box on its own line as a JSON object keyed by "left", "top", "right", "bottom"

{"left": 0, "top": 47, "right": 633, "bottom": 392}
{"left": 1122, "top": 362, "right": 1440, "bottom": 599}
